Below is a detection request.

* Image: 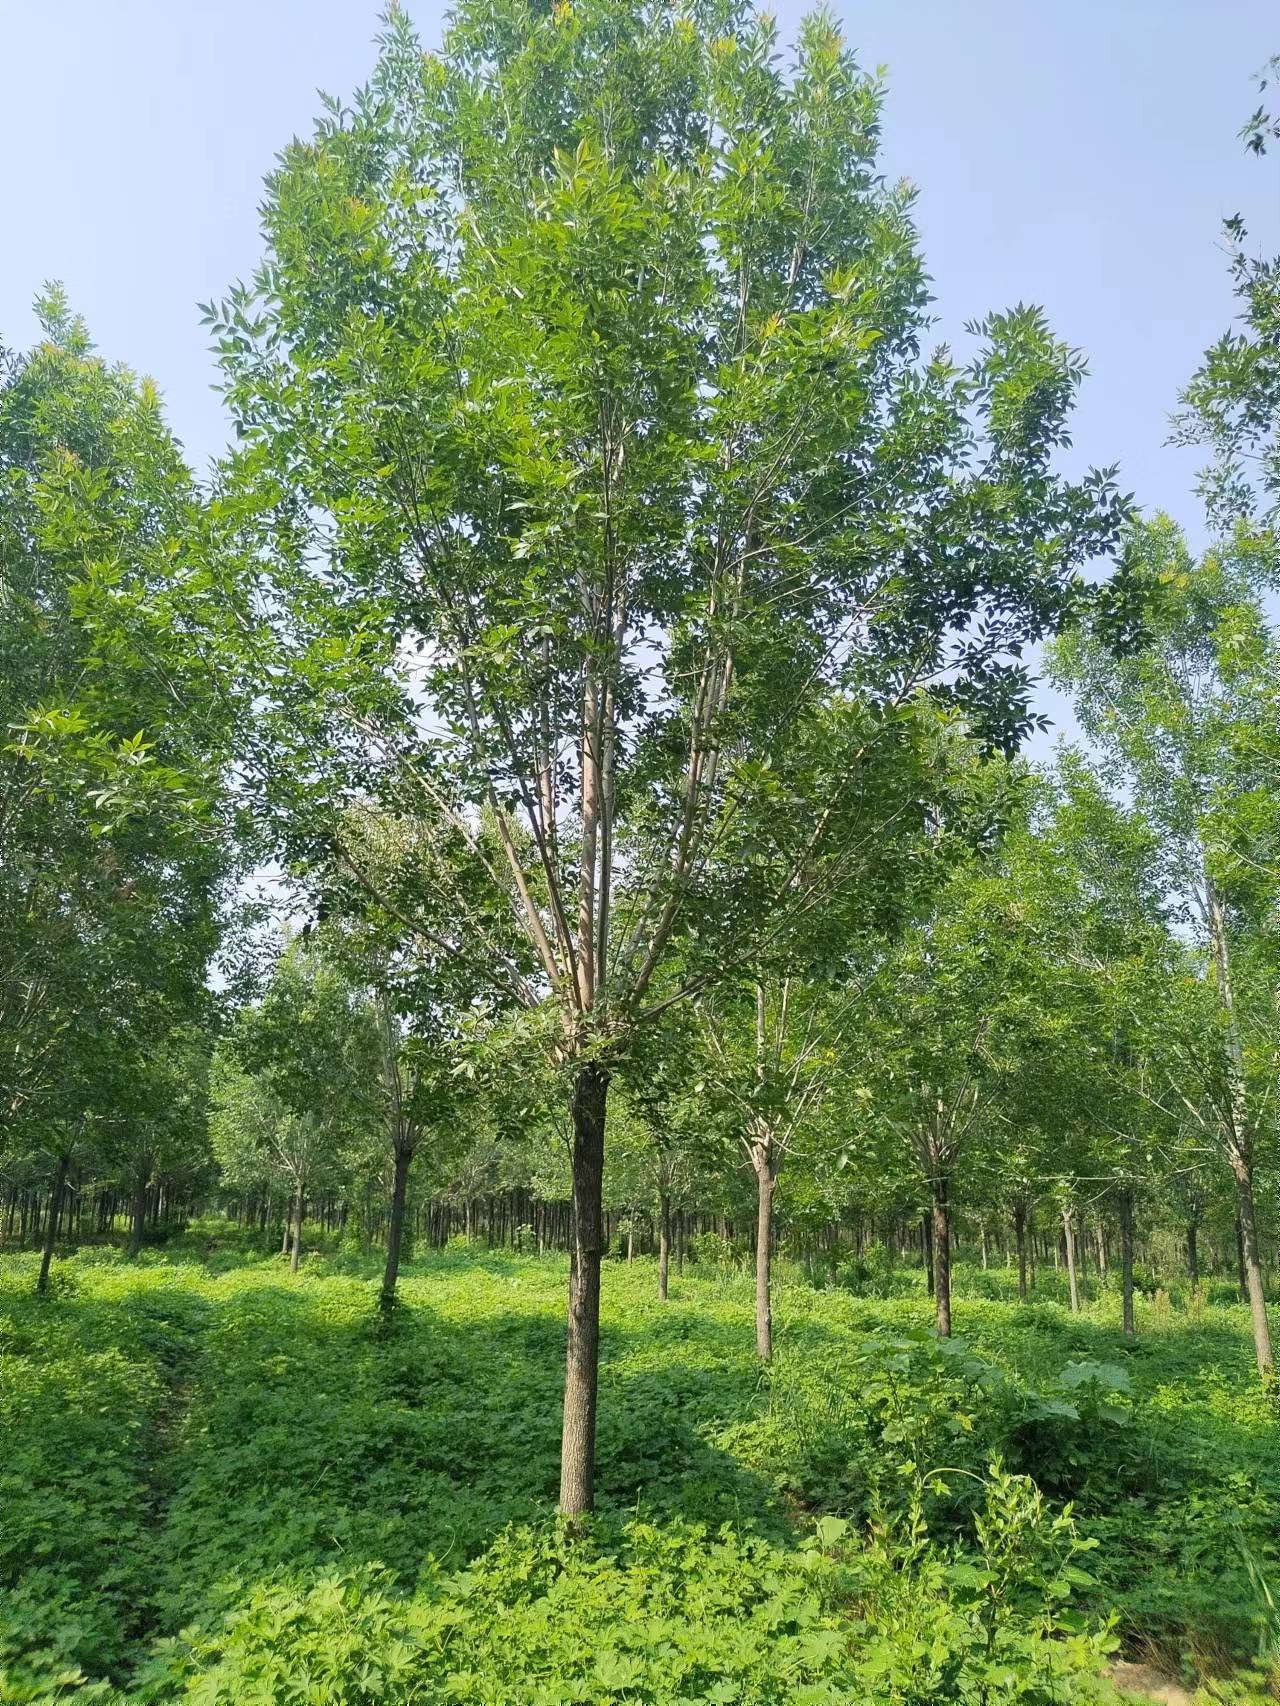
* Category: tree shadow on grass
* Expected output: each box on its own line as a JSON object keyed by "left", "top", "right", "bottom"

{"left": 129, "top": 1271, "right": 788, "bottom": 1638}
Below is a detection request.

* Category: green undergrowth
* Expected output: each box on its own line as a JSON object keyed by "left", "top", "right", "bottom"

{"left": 0, "top": 1241, "right": 1276, "bottom": 1703}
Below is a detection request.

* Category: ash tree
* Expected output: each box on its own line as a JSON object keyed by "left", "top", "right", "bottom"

{"left": 209, "top": 0, "right": 1128, "bottom": 1511}
{"left": 224, "top": 940, "right": 382, "bottom": 1271}
{"left": 0, "top": 295, "right": 235, "bottom": 1279}
{"left": 1052, "top": 522, "right": 1280, "bottom": 1375}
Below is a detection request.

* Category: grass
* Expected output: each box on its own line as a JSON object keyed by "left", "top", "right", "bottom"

{"left": 0, "top": 1231, "right": 1276, "bottom": 1703}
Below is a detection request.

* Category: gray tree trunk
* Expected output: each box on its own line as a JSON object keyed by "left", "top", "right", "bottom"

{"left": 1013, "top": 1200, "right": 1028, "bottom": 1303}
{"left": 1119, "top": 1187, "right": 1136, "bottom": 1339}
{"left": 559, "top": 1063, "right": 608, "bottom": 1517}
{"left": 381, "top": 1144, "right": 412, "bottom": 1308}
{"left": 1062, "top": 1207, "right": 1080, "bottom": 1314}
{"left": 1206, "top": 867, "right": 1274, "bottom": 1375}
{"left": 37, "top": 1153, "right": 69, "bottom": 1296}
{"left": 127, "top": 1171, "right": 149, "bottom": 1260}
{"left": 754, "top": 1158, "right": 774, "bottom": 1361}
{"left": 932, "top": 1173, "right": 952, "bottom": 1337}
{"left": 290, "top": 1175, "right": 305, "bottom": 1273}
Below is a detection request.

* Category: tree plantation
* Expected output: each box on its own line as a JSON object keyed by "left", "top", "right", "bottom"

{"left": 2, "top": 4, "right": 1280, "bottom": 1702}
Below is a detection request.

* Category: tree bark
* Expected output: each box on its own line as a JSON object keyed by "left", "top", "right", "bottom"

{"left": 1206, "top": 865, "right": 1274, "bottom": 1375}
{"left": 1186, "top": 1219, "right": 1199, "bottom": 1288}
{"left": 1119, "top": 1187, "right": 1135, "bottom": 1339}
{"left": 560, "top": 1063, "right": 608, "bottom": 1517}
{"left": 37, "top": 1153, "right": 69, "bottom": 1296}
{"left": 657, "top": 1190, "right": 671, "bottom": 1303}
{"left": 1062, "top": 1207, "right": 1080, "bottom": 1314}
{"left": 1013, "top": 1200, "right": 1028, "bottom": 1303}
{"left": 381, "top": 1143, "right": 413, "bottom": 1308}
{"left": 1236, "top": 1213, "right": 1249, "bottom": 1302}
{"left": 127, "top": 1169, "right": 149, "bottom": 1260}
{"left": 932, "top": 1173, "right": 952, "bottom": 1337}
{"left": 290, "top": 1175, "right": 305, "bottom": 1273}
{"left": 922, "top": 1210, "right": 934, "bottom": 1296}
{"left": 754, "top": 1155, "right": 775, "bottom": 1361}
{"left": 1230, "top": 1155, "right": 1275, "bottom": 1376}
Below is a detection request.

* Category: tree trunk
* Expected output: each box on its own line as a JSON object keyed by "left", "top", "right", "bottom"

{"left": 381, "top": 1144, "right": 413, "bottom": 1308}
{"left": 1236, "top": 1213, "right": 1249, "bottom": 1301}
{"left": 922, "top": 1210, "right": 934, "bottom": 1296}
{"left": 1186, "top": 1219, "right": 1199, "bottom": 1288}
{"left": 37, "top": 1153, "right": 69, "bottom": 1296}
{"left": 980, "top": 1223, "right": 989, "bottom": 1270}
{"left": 1206, "top": 866, "right": 1274, "bottom": 1375}
{"left": 127, "top": 1170, "right": 149, "bottom": 1260}
{"left": 1062, "top": 1207, "right": 1080, "bottom": 1314}
{"left": 657, "top": 1190, "right": 671, "bottom": 1303}
{"left": 1013, "top": 1200, "right": 1028, "bottom": 1303}
{"left": 932, "top": 1173, "right": 952, "bottom": 1337}
{"left": 290, "top": 1175, "right": 305, "bottom": 1274}
{"left": 1119, "top": 1187, "right": 1136, "bottom": 1339}
{"left": 754, "top": 1162, "right": 775, "bottom": 1360}
{"left": 559, "top": 1063, "right": 608, "bottom": 1517}
{"left": 1230, "top": 1155, "right": 1275, "bottom": 1376}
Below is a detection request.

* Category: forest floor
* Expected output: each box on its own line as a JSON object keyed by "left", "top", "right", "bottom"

{"left": 1, "top": 1231, "right": 1277, "bottom": 1704}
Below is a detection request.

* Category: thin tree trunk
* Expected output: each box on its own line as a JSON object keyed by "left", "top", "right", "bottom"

{"left": 754, "top": 1158, "right": 774, "bottom": 1361}
{"left": 932, "top": 1173, "right": 952, "bottom": 1337}
{"left": 1230, "top": 1157, "right": 1275, "bottom": 1376}
{"left": 1119, "top": 1188, "right": 1136, "bottom": 1339}
{"left": 657, "top": 1190, "right": 671, "bottom": 1303}
{"left": 290, "top": 1175, "right": 305, "bottom": 1273}
{"left": 37, "top": 1154, "right": 69, "bottom": 1296}
{"left": 1062, "top": 1207, "right": 1080, "bottom": 1314}
{"left": 560, "top": 1063, "right": 608, "bottom": 1517}
{"left": 381, "top": 1144, "right": 412, "bottom": 1308}
{"left": 1186, "top": 1219, "right": 1199, "bottom": 1288}
{"left": 1207, "top": 866, "right": 1274, "bottom": 1375}
{"left": 922, "top": 1210, "right": 934, "bottom": 1296}
{"left": 1014, "top": 1200, "right": 1028, "bottom": 1303}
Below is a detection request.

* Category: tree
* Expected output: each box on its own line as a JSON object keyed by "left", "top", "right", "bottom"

{"left": 1052, "top": 521, "right": 1280, "bottom": 1375}
{"left": 850, "top": 769, "right": 1103, "bottom": 1337}
{"left": 699, "top": 976, "right": 852, "bottom": 1358}
{"left": 609, "top": 1009, "right": 713, "bottom": 1301}
{"left": 226, "top": 942, "right": 382, "bottom": 1271}
{"left": 1175, "top": 54, "right": 1280, "bottom": 529}
{"left": 209, "top": 1, "right": 1128, "bottom": 1510}
{"left": 0, "top": 295, "right": 236, "bottom": 1266}
{"left": 109, "top": 1019, "right": 213, "bottom": 1259}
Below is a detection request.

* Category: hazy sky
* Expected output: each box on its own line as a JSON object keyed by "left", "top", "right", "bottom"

{"left": 3, "top": 0, "right": 1277, "bottom": 740}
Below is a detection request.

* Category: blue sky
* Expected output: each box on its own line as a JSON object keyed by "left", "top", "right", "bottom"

{"left": 3, "top": 0, "right": 1276, "bottom": 740}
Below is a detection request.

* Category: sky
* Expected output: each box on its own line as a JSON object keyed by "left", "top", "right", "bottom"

{"left": 3, "top": 0, "right": 1277, "bottom": 746}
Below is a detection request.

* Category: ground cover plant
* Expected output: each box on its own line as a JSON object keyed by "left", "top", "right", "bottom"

{"left": 2, "top": 1241, "right": 1278, "bottom": 1704}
